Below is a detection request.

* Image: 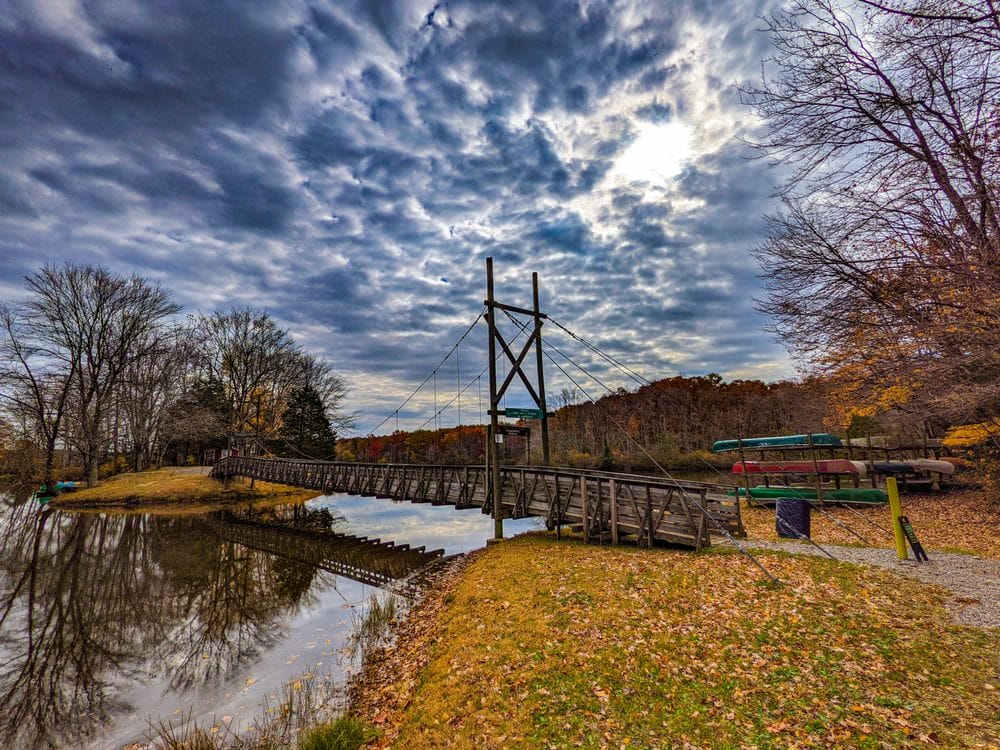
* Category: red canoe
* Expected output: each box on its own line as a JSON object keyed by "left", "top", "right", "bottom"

{"left": 732, "top": 459, "right": 859, "bottom": 475}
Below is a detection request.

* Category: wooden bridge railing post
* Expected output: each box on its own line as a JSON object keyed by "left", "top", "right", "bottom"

{"left": 609, "top": 478, "right": 618, "bottom": 545}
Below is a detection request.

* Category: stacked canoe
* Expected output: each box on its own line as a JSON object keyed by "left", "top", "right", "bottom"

{"left": 712, "top": 432, "right": 961, "bottom": 504}
{"left": 713, "top": 433, "right": 884, "bottom": 504}
{"left": 731, "top": 459, "right": 860, "bottom": 476}
{"left": 711, "top": 433, "right": 843, "bottom": 453}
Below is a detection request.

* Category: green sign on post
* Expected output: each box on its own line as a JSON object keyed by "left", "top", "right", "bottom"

{"left": 503, "top": 407, "right": 544, "bottom": 419}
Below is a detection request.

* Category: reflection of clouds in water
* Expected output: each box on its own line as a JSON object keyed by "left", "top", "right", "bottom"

{"left": 0, "top": 502, "right": 358, "bottom": 749}
{"left": 307, "top": 494, "right": 543, "bottom": 555}
{"left": 0, "top": 496, "right": 524, "bottom": 749}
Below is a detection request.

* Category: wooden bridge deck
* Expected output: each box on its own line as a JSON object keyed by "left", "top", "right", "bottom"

{"left": 210, "top": 457, "right": 743, "bottom": 549}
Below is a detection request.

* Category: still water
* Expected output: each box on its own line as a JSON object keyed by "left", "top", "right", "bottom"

{"left": 0, "top": 493, "right": 541, "bottom": 749}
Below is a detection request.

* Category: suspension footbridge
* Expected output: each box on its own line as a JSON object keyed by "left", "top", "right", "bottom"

{"left": 210, "top": 457, "right": 743, "bottom": 550}
{"left": 222, "top": 257, "right": 755, "bottom": 554}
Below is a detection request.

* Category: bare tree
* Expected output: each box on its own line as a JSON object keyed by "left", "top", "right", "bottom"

{"left": 0, "top": 306, "right": 76, "bottom": 490}
{"left": 158, "top": 376, "right": 230, "bottom": 465}
{"left": 118, "top": 326, "right": 197, "bottom": 472}
{"left": 295, "top": 353, "right": 354, "bottom": 433}
{"left": 196, "top": 309, "right": 304, "bottom": 454}
{"left": 742, "top": 0, "right": 1000, "bottom": 426}
{"left": 17, "top": 265, "right": 180, "bottom": 485}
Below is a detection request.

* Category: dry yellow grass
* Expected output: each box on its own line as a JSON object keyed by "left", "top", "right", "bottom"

{"left": 356, "top": 534, "right": 999, "bottom": 749}
{"left": 53, "top": 466, "right": 319, "bottom": 507}
{"left": 740, "top": 489, "right": 1000, "bottom": 559}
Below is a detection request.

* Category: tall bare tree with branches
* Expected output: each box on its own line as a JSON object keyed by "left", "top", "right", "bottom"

{"left": 0, "top": 307, "right": 75, "bottom": 490}
{"left": 6, "top": 265, "right": 180, "bottom": 486}
{"left": 743, "top": 0, "right": 1000, "bottom": 430}
{"left": 195, "top": 309, "right": 351, "bottom": 455}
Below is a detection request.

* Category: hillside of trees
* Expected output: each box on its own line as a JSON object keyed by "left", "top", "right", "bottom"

{"left": 339, "top": 375, "right": 847, "bottom": 473}
{"left": 0, "top": 264, "right": 349, "bottom": 488}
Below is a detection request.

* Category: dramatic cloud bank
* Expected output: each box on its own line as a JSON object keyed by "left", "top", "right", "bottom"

{"left": 0, "top": 0, "right": 790, "bottom": 432}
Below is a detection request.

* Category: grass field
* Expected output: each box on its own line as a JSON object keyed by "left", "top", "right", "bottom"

{"left": 52, "top": 466, "right": 318, "bottom": 506}
{"left": 740, "top": 489, "right": 1000, "bottom": 560}
{"left": 354, "top": 534, "right": 999, "bottom": 749}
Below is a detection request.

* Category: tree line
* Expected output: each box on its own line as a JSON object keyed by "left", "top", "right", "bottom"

{"left": 336, "top": 375, "right": 844, "bottom": 473}
{"left": 0, "top": 264, "right": 349, "bottom": 488}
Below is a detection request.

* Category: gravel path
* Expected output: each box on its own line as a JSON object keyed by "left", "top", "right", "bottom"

{"left": 719, "top": 537, "right": 1000, "bottom": 629}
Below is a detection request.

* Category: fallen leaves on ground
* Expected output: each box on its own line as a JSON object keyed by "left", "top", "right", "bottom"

{"left": 350, "top": 554, "right": 483, "bottom": 749}
{"left": 740, "top": 489, "right": 1000, "bottom": 559}
{"left": 353, "top": 534, "right": 999, "bottom": 749}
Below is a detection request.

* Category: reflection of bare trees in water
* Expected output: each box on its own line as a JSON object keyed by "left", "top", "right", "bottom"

{"left": 152, "top": 523, "right": 323, "bottom": 693}
{"left": 0, "top": 502, "right": 323, "bottom": 749}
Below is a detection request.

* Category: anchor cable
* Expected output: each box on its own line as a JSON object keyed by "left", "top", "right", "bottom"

{"left": 500, "top": 309, "right": 784, "bottom": 583}
{"left": 544, "top": 315, "right": 874, "bottom": 546}
{"left": 539, "top": 341, "right": 785, "bottom": 583}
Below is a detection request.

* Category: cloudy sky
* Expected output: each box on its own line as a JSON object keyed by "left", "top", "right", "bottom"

{"left": 0, "top": 0, "right": 792, "bottom": 433}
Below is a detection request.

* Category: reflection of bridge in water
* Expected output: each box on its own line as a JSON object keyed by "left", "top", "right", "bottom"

{"left": 211, "top": 457, "right": 743, "bottom": 549}
{"left": 204, "top": 510, "right": 444, "bottom": 595}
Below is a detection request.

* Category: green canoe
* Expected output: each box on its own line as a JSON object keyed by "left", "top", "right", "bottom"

{"left": 711, "top": 433, "right": 844, "bottom": 453}
{"left": 729, "top": 486, "right": 888, "bottom": 504}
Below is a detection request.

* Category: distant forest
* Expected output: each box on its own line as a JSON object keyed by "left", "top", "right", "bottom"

{"left": 337, "top": 373, "right": 938, "bottom": 473}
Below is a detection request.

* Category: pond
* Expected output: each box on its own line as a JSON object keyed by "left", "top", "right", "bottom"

{"left": 0, "top": 493, "right": 541, "bottom": 749}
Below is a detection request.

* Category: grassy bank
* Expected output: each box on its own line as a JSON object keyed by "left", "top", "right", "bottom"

{"left": 352, "top": 534, "right": 998, "bottom": 749}
{"left": 740, "top": 489, "right": 1000, "bottom": 559}
{"left": 52, "top": 466, "right": 318, "bottom": 507}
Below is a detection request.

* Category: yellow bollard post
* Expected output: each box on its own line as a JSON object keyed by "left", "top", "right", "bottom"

{"left": 887, "top": 477, "right": 907, "bottom": 560}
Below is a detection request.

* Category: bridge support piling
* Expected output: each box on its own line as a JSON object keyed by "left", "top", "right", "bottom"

{"left": 486, "top": 258, "right": 503, "bottom": 540}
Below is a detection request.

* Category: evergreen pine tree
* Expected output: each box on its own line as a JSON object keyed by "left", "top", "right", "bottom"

{"left": 277, "top": 385, "right": 337, "bottom": 459}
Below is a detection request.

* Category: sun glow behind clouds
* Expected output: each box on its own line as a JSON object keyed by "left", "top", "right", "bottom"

{"left": 612, "top": 121, "right": 694, "bottom": 186}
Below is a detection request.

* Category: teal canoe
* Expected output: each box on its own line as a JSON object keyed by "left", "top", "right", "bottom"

{"left": 729, "top": 485, "right": 888, "bottom": 504}
{"left": 711, "top": 433, "right": 844, "bottom": 453}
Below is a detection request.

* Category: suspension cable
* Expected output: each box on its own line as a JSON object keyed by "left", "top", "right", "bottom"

{"left": 538, "top": 340, "right": 785, "bottom": 584}
{"left": 360, "top": 311, "right": 484, "bottom": 436}
{"left": 499, "top": 309, "right": 784, "bottom": 583}
{"left": 413, "top": 323, "right": 532, "bottom": 433}
{"left": 544, "top": 315, "right": 876, "bottom": 544}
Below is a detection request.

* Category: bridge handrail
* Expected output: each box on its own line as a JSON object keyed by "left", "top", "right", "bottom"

{"left": 212, "top": 456, "right": 737, "bottom": 494}
{"left": 210, "top": 454, "right": 745, "bottom": 546}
